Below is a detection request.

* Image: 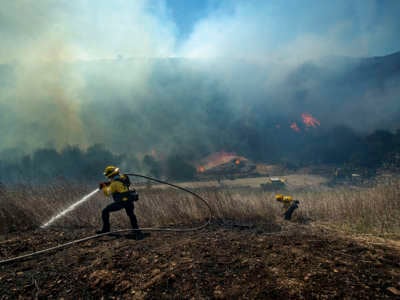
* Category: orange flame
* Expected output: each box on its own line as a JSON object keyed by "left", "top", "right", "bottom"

{"left": 197, "top": 151, "right": 247, "bottom": 172}
{"left": 200, "top": 151, "right": 237, "bottom": 169}
{"left": 301, "top": 113, "right": 320, "bottom": 128}
{"left": 290, "top": 122, "right": 301, "bottom": 132}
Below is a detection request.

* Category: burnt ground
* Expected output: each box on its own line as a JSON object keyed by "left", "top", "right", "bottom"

{"left": 0, "top": 223, "right": 399, "bottom": 299}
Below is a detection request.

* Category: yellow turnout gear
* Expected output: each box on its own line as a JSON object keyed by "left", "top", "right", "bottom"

{"left": 101, "top": 175, "right": 130, "bottom": 201}
{"left": 276, "top": 194, "right": 294, "bottom": 209}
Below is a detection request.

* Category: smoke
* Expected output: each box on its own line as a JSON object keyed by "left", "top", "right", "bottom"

{"left": 176, "top": 0, "right": 400, "bottom": 131}
{"left": 0, "top": 0, "right": 399, "bottom": 160}
{"left": 0, "top": 1, "right": 83, "bottom": 150}
{"left": 0, "top": 0, "right": 176, "bottom": 153}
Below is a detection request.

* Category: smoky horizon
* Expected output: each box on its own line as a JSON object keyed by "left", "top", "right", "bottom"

{"left": 0, "top": 1, "right": 399, "bottom": 180}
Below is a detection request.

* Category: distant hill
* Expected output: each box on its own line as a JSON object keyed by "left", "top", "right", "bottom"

{"left": 0, "top": 51, "right": 399, "bottom": 154}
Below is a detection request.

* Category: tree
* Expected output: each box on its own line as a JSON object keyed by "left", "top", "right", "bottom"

{"left": 165, "top": 155, "right": 196, "bottom": 181}
{"left": 142, "top": 155, "right": 161, "bottom": 178}
{"left": 364, "top": 130, "right": 394, "bottom": 168}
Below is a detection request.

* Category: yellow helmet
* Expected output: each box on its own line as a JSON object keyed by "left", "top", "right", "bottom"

{"left": 103, "top": 165, "right": 120, "bottom": 178}
{"left": 275, "top": 194, "right": 284, "bottom": 201}
{"left": 283, "top": 195, "right": 293, "bottom": 202}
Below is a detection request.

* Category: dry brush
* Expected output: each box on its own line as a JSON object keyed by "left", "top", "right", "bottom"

{"left": 0, "top": 179, "right": 399, "bottom": 237}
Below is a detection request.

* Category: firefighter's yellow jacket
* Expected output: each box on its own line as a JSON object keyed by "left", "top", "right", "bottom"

{"left": 101, "top": 175, "right": 130, "bottom": 201}
{"left": 275, "top": 194, "right": 293, "bottom": 209}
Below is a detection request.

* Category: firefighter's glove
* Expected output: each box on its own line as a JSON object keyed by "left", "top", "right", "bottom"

{"left": 99, "top": 182, "right": 110, "bottom": 190}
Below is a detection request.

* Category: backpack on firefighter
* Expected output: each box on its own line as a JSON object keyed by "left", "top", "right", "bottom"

{"left": 103, "top": 166, "right": 139, "bottom": 202}
{"left": 116, "top": 174, "right": 139, "bottom": 202}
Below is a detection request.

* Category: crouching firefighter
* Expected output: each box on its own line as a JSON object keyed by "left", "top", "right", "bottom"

{"left": 275, "top": 194, "right": 300, "bottom": 220}
{"left": 97, "top": 166, "right": 143, "bottom": 239}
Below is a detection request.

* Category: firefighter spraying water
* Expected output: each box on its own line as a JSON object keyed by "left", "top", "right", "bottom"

{"left": 97, "top": 166, "right": 143, "bottom": 239}
{"left": 3, "top": 166, "right": 305, "bottom": 266}
{"left": 1, "top": 169, "right": 213, "bottom": 265}
{"left": 41, "top": 166, "right": 143, "bottom": 238}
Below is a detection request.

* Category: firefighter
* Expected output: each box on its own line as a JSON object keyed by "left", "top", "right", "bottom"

{"left": 97, "top": 166, "right": 143, "bottom": 239}
{"left": 275, "top": 194, "right": 300, "bottom": 220}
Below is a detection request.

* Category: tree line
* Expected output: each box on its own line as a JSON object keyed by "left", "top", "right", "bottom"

{"left": 0, "top": 127, "right": 399, "bottom": 184}
{"left": 0, "top": 144, "right": 196, "bottom": 184}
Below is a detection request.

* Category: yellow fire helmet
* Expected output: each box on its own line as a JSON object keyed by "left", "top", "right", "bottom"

{"left": 275, "top": 194, "right": 284, "bottom": 201}
{"left": 103, "top": 166, "right": 120, "bottom": 178}
{"left": 283, "top": 195, "right": 293, "bottom": 202}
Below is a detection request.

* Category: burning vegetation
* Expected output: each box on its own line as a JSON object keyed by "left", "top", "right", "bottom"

{"left": 301, "top": 113, "right": 320, "bottom": 128}
{"left": 1, "top": 2, "right": 400, "bottom": 298}
{"left": 195, "top": 151, "right": 254, "bottom": 177}
{"left": 289, "top": 113, "right": 320, "bottom": 133}
{"left": 0, "top": 126, "right": 399, "bottom": 183}
{"left": 196, "top": 151, "right": 238, "bottom": 172}
{"left": 290, "top": 122, "right": 301, "bottom": 132}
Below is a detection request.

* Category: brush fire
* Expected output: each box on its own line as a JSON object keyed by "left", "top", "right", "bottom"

{"left": 290, "top": 122, "right": 301, "bottom": 132}
{"left": 290, "top": 113, "right": 321, "bottom": 132}
{"left": 1, "top": 2, "right": 400, "bottom": 299}
{"left": 196, "top": 151, "right": 256, "bottom": 177}
{"left": 301, "top": 113, "right": 320, "bottom": 128}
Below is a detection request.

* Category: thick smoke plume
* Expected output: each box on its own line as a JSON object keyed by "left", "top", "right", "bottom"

{"left": 0, "top": 0, "right": 399, "bottom": 162}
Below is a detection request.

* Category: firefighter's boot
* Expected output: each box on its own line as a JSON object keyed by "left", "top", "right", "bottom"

{"left": 96, "top": 224, "right": 110, "bottom": 234}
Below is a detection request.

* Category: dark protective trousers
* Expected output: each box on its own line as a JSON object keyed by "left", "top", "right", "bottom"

{"left": 284, "top": 200, "right": 300, "bottom": 220}
{"left": 101, "top": 200, "right": 139, "bottom": 231}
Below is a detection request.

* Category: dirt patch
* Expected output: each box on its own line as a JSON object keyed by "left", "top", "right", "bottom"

{"left": 0, "top": 224, "right": 399, "bottom": 299}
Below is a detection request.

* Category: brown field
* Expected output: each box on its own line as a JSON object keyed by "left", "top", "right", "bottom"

{"left": 0, "top": 174, "right": 400, "bottom": 298}
{"left": 137, "top": 174, "right": 328, "bottom": 190}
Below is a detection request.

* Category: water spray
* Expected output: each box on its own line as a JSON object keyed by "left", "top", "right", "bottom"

{"left": 0, "top": 173, "right": 214, "bottom": 265}
{"left": 41, "top": 189, "right": 99, "bottom": 228}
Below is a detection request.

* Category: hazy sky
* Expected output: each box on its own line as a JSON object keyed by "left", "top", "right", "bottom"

{"left": 1, "top": 0, "right": 399, "bottom": 64}
{"left": 0, "top": 0, "right": 399, "bottom": 154}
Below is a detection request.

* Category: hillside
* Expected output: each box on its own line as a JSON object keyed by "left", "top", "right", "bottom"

{"left": 1, "top": 50, "right": 400, "bottom": 157}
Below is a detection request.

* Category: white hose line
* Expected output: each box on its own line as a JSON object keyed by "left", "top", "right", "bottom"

{"left": 0, "top": 226, "right": 289, "bottom": 265}
{"left": 0, "top": 227, "right": 201, "bottom": 265}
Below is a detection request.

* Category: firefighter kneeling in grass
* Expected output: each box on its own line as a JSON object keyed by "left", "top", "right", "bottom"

{"left": 275, "top": 194, "right": 300, "bottom": 220}
{"left": 97, "top": 166, "right": 144, "bottom": 239}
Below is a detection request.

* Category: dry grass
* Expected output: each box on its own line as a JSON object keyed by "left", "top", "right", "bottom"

{"left": 0, "top": 178, "right": 399, "bottom": 237}
{"left": 297, "top": 181, "right": 400, "bottom": 236}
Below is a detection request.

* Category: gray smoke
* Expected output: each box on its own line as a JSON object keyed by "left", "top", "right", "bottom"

{"left": 0, "top": 0, "right": 399, "bottom": 159}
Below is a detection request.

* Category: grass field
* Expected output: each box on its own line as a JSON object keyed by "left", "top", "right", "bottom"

{"left": 1, "top": 174, "right": 400, "bottom": 298}
{"left": 1, "top": 174, "right": 399, "bottom": 237}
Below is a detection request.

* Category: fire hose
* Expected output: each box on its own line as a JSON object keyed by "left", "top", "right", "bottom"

{"left": 0, "top": 173, "right": 213, "bottom": 265}
{"left": 0, "top": 173, "right": 290, "bottom": 265}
